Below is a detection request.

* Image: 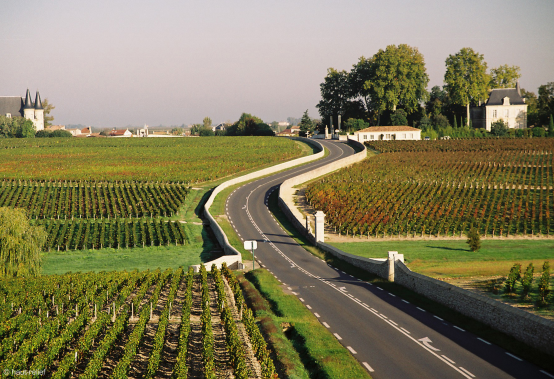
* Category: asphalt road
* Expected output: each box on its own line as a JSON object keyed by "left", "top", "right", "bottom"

{"left": 225, "top": 139, "right": 552, "bottom": 379}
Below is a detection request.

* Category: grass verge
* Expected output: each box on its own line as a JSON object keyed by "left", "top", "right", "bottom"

{"left": 267, "top": 189, "right": 554, "bottom": 374}
{"left": 239, "top": 269, "right": 372, "bottom": 379}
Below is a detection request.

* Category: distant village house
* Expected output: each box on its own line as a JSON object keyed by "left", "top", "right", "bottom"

{"left": 352, "top": 126, "right": 422, "bottom": 141}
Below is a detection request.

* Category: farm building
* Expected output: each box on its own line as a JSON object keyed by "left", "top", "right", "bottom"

{"left": 0, "top": 89, "right": 45, "bottom": 131}
{"left": 470, "top": 82, "right": 528, "bottom": 131}
{"left": 351, "top": 126, "right": 421, "bottom": 141}
{"left": 109, "top": 128, "right": 133, "bottom": 137}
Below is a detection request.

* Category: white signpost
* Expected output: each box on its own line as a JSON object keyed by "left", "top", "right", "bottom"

{"left": 244, "top": 240, "right": 258, "bottom": 271}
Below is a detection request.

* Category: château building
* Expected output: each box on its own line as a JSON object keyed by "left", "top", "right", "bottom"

{"left": 0, "top": 89, "right": 45, "bottom": 131}
{"left": 470, "top": 82, "right": 527, "bottom": 131}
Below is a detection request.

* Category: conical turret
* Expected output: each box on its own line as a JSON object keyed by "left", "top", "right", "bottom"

{"left": 34, "top": 91, "right": 43, "bottom": 110}
{"left": 23, "top": 89, "right": 34, "bottom": 109}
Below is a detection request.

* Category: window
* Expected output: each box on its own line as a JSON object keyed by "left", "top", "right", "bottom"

{"left": 370, "top": 134, "right": 374, "bottom": 139}
{"left": 363, "top": 134, "right": 367, "bottom": 140}
{"left": 505, "top": 109, "right": 509, "bottom": 118}
{"left": 403, "top": 133, "right": 406, "bottom": 139}
{"left": 386, "top": 134, "right": 390, "bottom": 139}
{"left": 410, "top": 133, "right": 413, "bottom": 139}
{"left": 492, "top": 109, "right": 497, "bottom": 118}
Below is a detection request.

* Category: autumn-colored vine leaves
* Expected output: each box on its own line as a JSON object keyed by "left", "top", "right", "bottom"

{"left": 306, "top": 139, "right": 554, "bottom": 237}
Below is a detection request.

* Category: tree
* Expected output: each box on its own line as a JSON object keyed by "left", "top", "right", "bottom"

{"left": 226, "top": 113, "right": 274, "bottom": 136}
{"left": 390, "top": 109, "right": 408, "bottom": 126}
{"left": 316, "top": 68, "right": 351, "bottom": 127}
{"left": 549, "top": 115, "right": 554, "bottom": 137}
{"left": 367, "top": 44, "right": 429, "bottom": 121}
{"left": 489, "top": 65, "right": 521, "bottom": 89}
{"left": 521, "top": 263, "right": 534, "bottom": 299}
{"left": 42, "top": 98, "right": 55, "bottom": 127}
{"left": 444, "top": 48, "right": 489, "bottom": 126}
{"left": 538, "top": 261, "right": 551, "bottom": 304}
{"left": 203, "top": 117, "right": 212, "bottom": 128}
{"left": 521, "top": 88, "right": 539, "bottom": 127}
{"left": 343, "top": 118, "right": 369, "bottom": 133}
{"left": 466, "top": 226, "right": 481, "bottom": 252}
{"left": 199, "top": 127, "right": 215, "bottom": 136}
{"left": 537, "top": 83, "right": 554, "bottom": 126}
{"left": 490, "top": 119, "right": 508, "bottom": 136}
{"left": 16, "top": 119, "right": 35, "bottom": 138}
{"left": 0, "top": 207, "right": 46, "bottom": 277}
{"left": 505, "top": 263, "right": 522, "bottom": 293}
{"left": 299, "top": 110, "right": 315, "bottom": 136}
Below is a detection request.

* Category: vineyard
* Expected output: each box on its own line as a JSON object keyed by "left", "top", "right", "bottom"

{"left": 0, "top": 137, "right": 303, "bottom": 183}
{"left": 306, "top": 138, "right": 554, "bottom": 237}
{"left": 0, "top": 264, "right": 276, "bottom": 378}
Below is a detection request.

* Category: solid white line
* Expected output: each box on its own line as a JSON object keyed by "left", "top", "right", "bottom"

{"left": 506, "top": 352, "right": 522, "bottom": 361}
{"left": 362, "top": 362, "right": 374, "bottom": 372}
{"left": 306, "top": 305, "right": 312, "bottom": 309}
{"left": 477, "top": 338, "right": 491, "bottom": 345}
{"left": 417, "top": 307, "right": 426, "bottom": 312}
{"left": 323, "top": 322, "right": 330, "bottom": 328}
{"left": 388, "top": 320, "right": 398, "bottom": 326}
{"left": 453, "top": 326, "right": 465, "bottom": 332}
{"left": 458, "top": 367, "right": 475, "bottom": 378}
{"left": 334, "top": 333, "right": 342, "bottom": 340}
{"left": 441, "top": 355, "right": 455, "bottom": 364}
{"left": 540, "top": 370, "right": 554, "bottom": 378}
{"left": 347, "top": 346, "right": 357, "bottom": 354}
{"left": 434, "top": 315, "right": 444, "bottom": 321}
{"left": 314, "top": 313, "right": 320, "bottom": 318}
{"left": 402, "top": 299, "right": 410, "bottom": 304}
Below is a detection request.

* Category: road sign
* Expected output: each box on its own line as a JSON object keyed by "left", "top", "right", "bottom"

{"left": 244, "top": 240, "right": 257, "bottom": 251}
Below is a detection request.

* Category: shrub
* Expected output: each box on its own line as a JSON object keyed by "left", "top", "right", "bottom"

{"left": 521, "top": 263, "right": 534, "bottom": 299}
{"left": 505, "top": 263, "right": 522, "bottom": 293}
{"left": 538, "top": 261, "right": 551, "bottom": 304}
{"left": 466, "top": 227, "right": 481, "bottom": 252}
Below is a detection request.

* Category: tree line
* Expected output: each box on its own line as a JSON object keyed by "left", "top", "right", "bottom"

{"left": 317, "top": 44, "right": 554, "bottom": 138}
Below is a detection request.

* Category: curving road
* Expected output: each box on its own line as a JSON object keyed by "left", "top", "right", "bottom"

{"left": 224, "top": 139, "right": 551, "bottom": 379}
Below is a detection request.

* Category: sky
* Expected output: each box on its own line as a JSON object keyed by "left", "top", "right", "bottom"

{"left": 2, "top": 0, "right": 553, "bottom": 128}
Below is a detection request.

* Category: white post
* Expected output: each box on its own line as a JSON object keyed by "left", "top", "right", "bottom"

{"left": 315, "top": 211, "right": 325, "bottom": 242}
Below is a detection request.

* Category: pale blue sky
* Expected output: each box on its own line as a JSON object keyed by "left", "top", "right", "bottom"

{"left": 2, "top": 0, "right": 553, "bottom": 127}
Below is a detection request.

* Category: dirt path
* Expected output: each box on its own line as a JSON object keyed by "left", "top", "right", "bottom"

{"left": 186, "top": 275, "right": 204, "bottom": 379}
{"left": 208, "top": 276, "right": 233, "bottom": 378}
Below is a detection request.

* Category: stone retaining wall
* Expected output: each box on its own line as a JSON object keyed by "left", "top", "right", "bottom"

{"left": 395, "top": 260, "right": 554, "bottom": 355}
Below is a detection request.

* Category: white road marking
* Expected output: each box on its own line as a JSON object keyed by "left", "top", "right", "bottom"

{"left": 458, "top": 367, "right": 475, "bottom": 378}
{"left": 306, "top": 305, "right": 312, "bottom": 309}
{"left": 400, "top": 327, "right": 411, "bottom": 334}
{"left": 477, "top": 338, "right": 491, "bottom": 345}
{"left": 376, "top": 287, "right": 383, "bottom": 291}
{"left": 388, "top": 292, "right": 396, "bottom": 297}
{"left": 506, "top": 352, "right": 522, "bottom": 361}
{"left": 416, "top": 307, "right": 426, "bottom": 312}
{"left": 362, "top": 362, "right": 374, "bottom": 372}
{"left": 434, "top": 315, "right": 444, "bottom": 321}
{"left": 323, "top": 322, "right": 330, "bottom": 328}
{"left": 441, "top": 355, "right": 455, "bottom": 364}
{"left": 334, "top": 333, "right": 342, "bottom": 340}
{"left": 347, "top": 346, "right": 357, "bottom": 354}
{"left": 287, "top": 287, "right": 292, "bottom": 290}
{"left": 299, "top": 298, "right": 304, "bottom": 302}
{"left": 388, "top": 320, "right": 398, "bottom": 326}
{"left": 402, "top": 299, "right": 410, "bottom": 304}
{"left": 453, "top": 326, "right": 465, "bottom": 332}
{"left": 314, "top": 312, "right": 320, "bottom": 318}
{"left": 540, "top": 370, "right": 554, "bottom": 378}
{"left": 292, "top": 292, "right": 298, "bottom": 295}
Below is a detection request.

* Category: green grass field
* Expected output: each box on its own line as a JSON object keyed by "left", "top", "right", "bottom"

{"left": 329, "top": 239, "right": 554, "bottom": 278}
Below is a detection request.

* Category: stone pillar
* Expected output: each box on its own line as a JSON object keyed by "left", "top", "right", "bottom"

{"left": 338, "top": 114, "right": 342, "bottom": 131}
{"left": 305, "top": 215, "right": 310, "bottom": 233}
{"left": 315, "top": 211, "right": 325, "bottom": 242}
{"left": 325, "top": 126, "right": 329, "bottom": 139}
{"left": 387, "top": 251, "right": 405, "bottom": 282}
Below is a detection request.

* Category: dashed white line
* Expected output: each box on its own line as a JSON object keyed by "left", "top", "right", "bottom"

{"left": 441, "top": 355, "right": 455, "bottom": 364}
{"left": 314, "top": 312, "right": 320, "bottom": 318}
{"left": 416, "top": 307, "right": 426, "bottom": 312}
{"left": 434, "top": 315, "right": 444, "bottom": 321}
{"left": 400, "top": 327, "right": 411, "bottom": 334}
{"left": 477, "top": 338, "right": 491, "bottom": 345}
{"left": 540, "top": 370, "right": 554, "bottom": 378}
{"left": 322, "top": 322, "right": 330, "bottom": 328}
{"left": 505, "top": 352, "right": 522, "bottom": 361}
{"left": 299, "top": 298, "right": 304, "bottom": 302}
{"left": 334, "top": 333, "right": 342, "bottom": 340}
{"left": 306, "top": 305, "right": 312, "bottom": 309}
{"left": 292, "top": 292, "right": 298, "bottom": 295}
{"left": 347, "top": 346, "right": 357, "bottom": 354}
{"left": 402, "top": 299, "right": 410, "bottom": 304}
{"left": 453, "top": 326, "right": 465, "bottom": 332}
{"left": 362, "top": 362, "right": 374, "bottom": 372}
{"left": 376, "top": 287, "right": 383, "bottom": 291}
{"left": 287, "top": 287, "right": 292, "bottom": 290}
{"left": 458, "top": 367, "right": 475, "bottom": 378}
{"left": 388, "top": 320, "right": 398, "bottom": 326}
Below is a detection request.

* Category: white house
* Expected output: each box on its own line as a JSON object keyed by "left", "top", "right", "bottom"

{"left": 351, "top": 126, "right": 421, "bottom": 142}
{"left": 109, "top": 128, "right": 133, "bottom": 137}
{"left": 471, "top": 82, "right": 528, "bottom": 131}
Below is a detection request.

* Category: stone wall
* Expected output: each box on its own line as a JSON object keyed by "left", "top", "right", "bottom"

{"left": 394, "top": 260, "right": 554, "bottom": 355}
{"left": 318, "top": 242, "right": 389, "bottom": 279}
